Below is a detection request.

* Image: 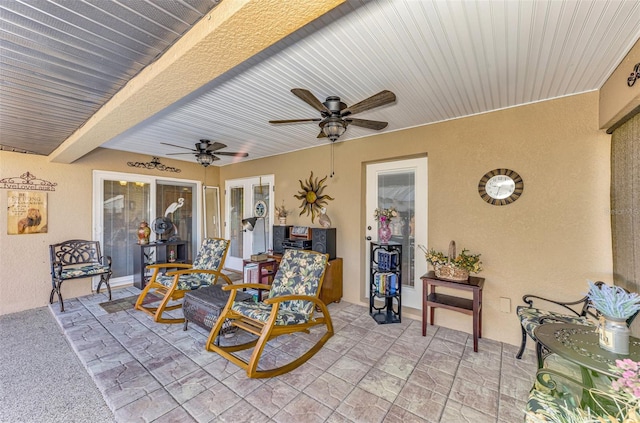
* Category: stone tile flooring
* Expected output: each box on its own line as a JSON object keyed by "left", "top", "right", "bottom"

{"left": 50, "top": 287, "right": 536, "bottom": 423}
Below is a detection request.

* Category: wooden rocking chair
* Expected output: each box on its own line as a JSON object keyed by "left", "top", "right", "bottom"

{"left": 205, "top": 249, "right": 333, "bottom": 378}
{"left": 135, "top": 238, "right": 231, "bottom": 323}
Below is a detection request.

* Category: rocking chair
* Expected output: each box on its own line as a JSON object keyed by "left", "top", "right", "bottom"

{"left": 205, "top": 249, "right": 333, "bottom": 378}
{"left": 135, "top": 238, "right": 231, "bottom": 324}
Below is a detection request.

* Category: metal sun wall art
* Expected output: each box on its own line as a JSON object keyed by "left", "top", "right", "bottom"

{"left": 294, "top": 171, "right": 334, "bottom": 223}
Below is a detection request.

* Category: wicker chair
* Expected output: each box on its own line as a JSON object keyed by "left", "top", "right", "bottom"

{"left": 135, "top": 238, "right": 231, "bottom": 324}
{"left": 205, "top": 249, "right": 333, "bottom": 378}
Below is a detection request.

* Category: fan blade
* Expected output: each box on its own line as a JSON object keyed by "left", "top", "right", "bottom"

{"left": 161, "top": 142, "right": 196, "bottom": 152}
{"left": 269, "top": 118, "right": 322, "bottom": 124}
{"left": 317, "top": 130, "right": 327, "bottom": 138}
{"left": 166, "top": 152, "right": 195, "bottom": 155}
{"left": 214, "top": 151, "right": 249, "bottom": 157}
{"left": 346, "top": 118, "right": 388, "bottom": 130}
{"left": 291, "top": 88, "right": 330, "bottom": 114}
{"left": 205, "top": 141, "right": 227, "bottom": 152}
{"left": 341, "top": 90, "right": 396, "bottom": 116}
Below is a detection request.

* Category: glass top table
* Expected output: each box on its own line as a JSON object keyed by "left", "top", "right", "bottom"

{"left": 534, "top": 323, "right": 640, "bottom": 378}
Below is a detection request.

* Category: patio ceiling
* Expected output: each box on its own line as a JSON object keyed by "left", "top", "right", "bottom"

{"left": 1, "top": 0, "right": 640, "bottom": 166}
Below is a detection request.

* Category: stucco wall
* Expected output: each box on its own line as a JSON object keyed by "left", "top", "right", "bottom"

{"left": 0, "top": 149, "right": 218, "bottom": 315}
{"left": 0, "top": 91, "right": 612, "bottom": 347}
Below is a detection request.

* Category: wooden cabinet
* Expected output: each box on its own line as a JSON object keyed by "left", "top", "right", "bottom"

{"left": 321, "top": 257, "right": 343, "bottom": 305}
{"left": 133, "top": 241, "right": 187, "bottom": 289}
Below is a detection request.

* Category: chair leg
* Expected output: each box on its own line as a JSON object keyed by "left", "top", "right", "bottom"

{"left": 516, "top": 324, "right": 528, "bottom": 359}
{"left": 96, "top": 274, "right": 112, "bottom": 300}
{"left": 135, "top": 282, "right": 185, "bottom": 324}
{"left": 49, "top": 280, "right": 64, "bottom": 312}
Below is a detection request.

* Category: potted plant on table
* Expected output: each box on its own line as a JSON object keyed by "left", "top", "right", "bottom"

{"left": 587, "top": 280, "right": 640, "bottom": 354}
{"left": 275, "top": 202, "right": 289, "bottom": 225}
{"left": 419, "top": 241, "right": 482, "bottom": 282}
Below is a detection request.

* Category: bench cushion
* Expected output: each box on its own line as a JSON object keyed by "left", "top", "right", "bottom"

{"left": 59, "top": 264, "right": 110, "bottom": 279}
{"left": 516, "top": 306, "right": 594, "bottom": 342}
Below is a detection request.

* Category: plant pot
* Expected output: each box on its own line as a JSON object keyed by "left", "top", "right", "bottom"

{"left": 598, "top": 315, "right": 630, "bottom": 355}
{"left": 278, "top": 217, "right": 286, "bottom": 225}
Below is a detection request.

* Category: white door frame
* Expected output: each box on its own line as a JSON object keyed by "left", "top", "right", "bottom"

{"left": 365, "top": 157, "right": 428, "bottom": 310}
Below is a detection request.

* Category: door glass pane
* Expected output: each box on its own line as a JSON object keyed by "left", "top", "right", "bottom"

{"left": 156, "top": 183, "right": 195, "bottom": 260}
{"left": 378, "top": 171, "right": 415, "bottom": 287}
{"left": 103, "top": 181, "right": 150, "bottom": 278}
{"left": 253, "top": 183, "right": 270, "bottom": 254}
{"left": 229, "top": 187, "right": 244, "bottom": 258}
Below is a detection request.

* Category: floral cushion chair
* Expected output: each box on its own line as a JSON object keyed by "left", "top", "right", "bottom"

{"left": 205, "top": 249, "right": 333, "bottom": 378}
{"left": 135, "top": 238, "right": 231, "bottom": 324}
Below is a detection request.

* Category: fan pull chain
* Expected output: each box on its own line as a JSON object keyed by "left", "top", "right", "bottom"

{"left": 330, "top": 142, "right": 335, "bottom": 178}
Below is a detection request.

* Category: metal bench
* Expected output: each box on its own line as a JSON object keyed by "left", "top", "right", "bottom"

{"left": 49, "top": 239, "right": 112, "bottom": 312}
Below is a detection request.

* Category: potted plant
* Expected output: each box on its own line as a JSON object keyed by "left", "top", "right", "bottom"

{"left": 587, "top": 280, "right": 640, "bottom": 354}
{"left": 275, "top": 202, "right": 289, "bottom": 225}
{"left": 419, "top": 241, "right": 482, "bottom": 282}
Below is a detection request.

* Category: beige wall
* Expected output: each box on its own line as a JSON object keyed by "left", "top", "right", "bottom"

{"left": 221, "top": 91, "right": 613, "bottom": 345}
{"left": 0, "top": 148, "right": 218, "bottom": 315}
{"left": 0, "top": 91, "right": 613, "bottom": 347}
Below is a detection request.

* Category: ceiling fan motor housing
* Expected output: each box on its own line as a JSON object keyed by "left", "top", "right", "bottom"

{"left": 323, "top": 96, "right": 347, "bottom": 114}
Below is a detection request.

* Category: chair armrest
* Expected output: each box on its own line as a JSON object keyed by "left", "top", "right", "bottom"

{"left": 100, "top": 255, "right": 112, "bottom": 268}
{"left": 146, "top": 263, "right": 192, "bottom": 270}
{"left": 522, "top": 281, "right": 605, "bottom": 317}
{"left": 52, "top": 261, "right": 63, "bottom": 278}
{"left": 222, "top": 283, "right": 272, "bottom": 291}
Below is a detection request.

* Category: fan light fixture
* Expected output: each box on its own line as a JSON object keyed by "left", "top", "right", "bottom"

{"left": 196, "top": 152, "right": 214, "bottom": 167}
{"left": 322, "top": 118, "right": 347, "bottom": 142}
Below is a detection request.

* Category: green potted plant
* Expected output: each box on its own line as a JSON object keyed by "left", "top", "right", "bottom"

{"left": 587, "top": 280, "right": 640, "bottom": 354}
{"left": 419, "top": 240, "right": 482, "bottom": 282}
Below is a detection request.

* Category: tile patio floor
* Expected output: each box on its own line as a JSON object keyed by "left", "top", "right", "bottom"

{"left": 50, "top": 287, "right": 536, "bottom": 423}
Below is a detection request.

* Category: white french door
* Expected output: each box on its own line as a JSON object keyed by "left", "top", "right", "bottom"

{"left": 365, "top": 157, "right": 427, "bottom": 310}
{"left": 93, "top": 170, "right": 202, "bottom": 289}
{"left": 224, "top": 175, "right": 274, "bottom": 270}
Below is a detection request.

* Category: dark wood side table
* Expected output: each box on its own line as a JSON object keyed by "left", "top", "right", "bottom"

{"left": 242, "top": 259, "right": 279, "bottom": 301}
{"left": 421, "top": 271, "right": 485, "bottom": 352}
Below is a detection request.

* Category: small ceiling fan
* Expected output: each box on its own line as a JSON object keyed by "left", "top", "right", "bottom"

{"left": 162, "top": 139, "right": 248, "bottom": 167}
{"left": 269, "top": 88, "right": 396, "bottom": 142}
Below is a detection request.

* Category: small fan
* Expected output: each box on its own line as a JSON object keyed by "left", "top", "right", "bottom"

{"left": 151, "top": 217, "right": 174, "bottom": 242}
{"left": 162, "top": 139, "right": 249, "bottom": 167}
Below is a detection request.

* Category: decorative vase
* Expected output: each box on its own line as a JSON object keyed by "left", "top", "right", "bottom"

{"left": 137, "top": 221, "right": 150, "bottom": 245}
{"left": 598, "top": 315, "right": 630, "bottom": 355}
{"left": 278, "top": 217, "right": 286, "bottom": 225}
{"left": 378, "top": 219, "right": 392, "bottom": 243}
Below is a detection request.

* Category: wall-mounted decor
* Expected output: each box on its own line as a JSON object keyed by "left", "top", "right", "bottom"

{"left": 127, "top": 157, "right": 181, "bottom": 173}
{"left": 7, "top": 190, "right": 48, "bottom": 234}
{"left": 478, "top": 168, "right": 524, "bottom": 206}
{"left": 0, "top": 171, "right": 57, "bottom": 191}
{"left": 294, "top": 171, "right": 334, "bottom": 223}
{"left": 628, "top": 63, "right": 640, "bottom": 87}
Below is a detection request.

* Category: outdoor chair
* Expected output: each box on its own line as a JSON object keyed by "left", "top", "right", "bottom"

{"left": 516, "top": 281, "right": 639, "bottom": 364}
{"left": 135, "top": 238, "right": 231, "bottom": 324}
{"left": 205, "top": 249, "right": 333, "bottom": 378}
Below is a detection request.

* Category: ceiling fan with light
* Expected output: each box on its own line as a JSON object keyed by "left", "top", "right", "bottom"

{"left": 269, "top": 88, "right": 396, "bottom": 142}
{"left": 162, "top": 139, "right": 248, "bottom": 167}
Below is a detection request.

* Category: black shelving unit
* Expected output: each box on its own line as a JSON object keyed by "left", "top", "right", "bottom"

{"left": 369, "top": 241, "right": 402, "bottom": 324}
{"left": 133, "top": 241, "right": 187, "bottom": 289}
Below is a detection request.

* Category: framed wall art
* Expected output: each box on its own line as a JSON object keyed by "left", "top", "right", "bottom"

{"left": 7, "top": 190, "right": 48, "bottom": 235}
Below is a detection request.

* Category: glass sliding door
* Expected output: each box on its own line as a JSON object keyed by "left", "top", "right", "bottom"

{"left": 103, "top": 180, "right": 150, "bottom": 279}
{"left": 93, "top": 171, "right": 201, "bottom": 289}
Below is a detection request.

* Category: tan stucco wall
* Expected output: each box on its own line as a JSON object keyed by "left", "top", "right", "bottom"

{"left": 0, "top": 149, "right": 218, "bottom": 314}
{"left": 600, "top": 38, "right": 640, "bottom": 130}
{"left": 220, "top": 91, "right": 612, "bottom": 345}
{"left": 0, "top": 91, "right": 612, "bottom": 347}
